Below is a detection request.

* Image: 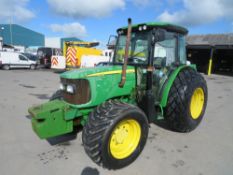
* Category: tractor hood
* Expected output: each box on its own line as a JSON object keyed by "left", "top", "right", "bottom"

{"left": 60, "top": 65, "right": 136, "bottom": 108}
{"left": 60, "top": 65, "right": 134, "bottom": 79}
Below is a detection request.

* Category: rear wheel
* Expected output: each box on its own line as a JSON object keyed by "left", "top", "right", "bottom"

{"left": 3, "top": 64, "right": 10, "bottom": 70}
{"left": 165, "top": 68, "right": 208, "bottom": 132}
{"left": 82, "top": 100, "right": 149, "bottom": 169}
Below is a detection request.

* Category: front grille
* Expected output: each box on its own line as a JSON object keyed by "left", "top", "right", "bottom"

{"left": 61, "top": 78, "right": 91, "bottom": 105}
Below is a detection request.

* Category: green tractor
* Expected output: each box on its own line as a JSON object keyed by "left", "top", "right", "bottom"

{"left": 28, "top": 19, "right": 207, "bottom": 169}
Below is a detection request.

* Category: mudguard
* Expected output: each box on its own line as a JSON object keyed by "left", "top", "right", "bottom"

{"left": 160, "top": 65, "right": 196, "bottom": 107}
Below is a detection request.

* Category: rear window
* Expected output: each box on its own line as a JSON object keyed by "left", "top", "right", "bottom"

{"left": 37, "top": 48, "right": 52, "bottom": 56}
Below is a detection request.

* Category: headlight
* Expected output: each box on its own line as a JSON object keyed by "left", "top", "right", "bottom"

{"left": 139, "top": 26, "right": 142, "bottom": 31}
{"left": 143, "top": 25, "right": 147, "bottom": 30}
{"left": 67, "top": 85, "right": 75, "bottom": 94}
{"left": 60, "top": 83, "right": 65, "bottom": 90}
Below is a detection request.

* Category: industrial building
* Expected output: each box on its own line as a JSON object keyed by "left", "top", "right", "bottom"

{"left": 187, "top": 34, "right": 233, "bottom": 75}
{"left": 0, "top": 24, "right": 45, "bottom": 49}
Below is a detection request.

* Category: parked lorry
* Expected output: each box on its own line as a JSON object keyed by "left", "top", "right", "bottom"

{"left": 0, "top": 51, "right": 37, "bottom": 70}
{"left": 51, "top": 42, "right": 110, "bottom": 70}
{"left": 28, "top": 19, "right": 208, "bottom": 169}
{"left": 63, "top": 41, "right": 102, "bottom": 68}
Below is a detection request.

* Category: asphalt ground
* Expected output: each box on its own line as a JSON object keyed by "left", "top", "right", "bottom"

{"left": 0, "top": 69, "right": 233, "bottom": 175}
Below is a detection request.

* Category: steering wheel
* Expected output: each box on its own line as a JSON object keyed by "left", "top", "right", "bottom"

{"left": 128, "top": 57, "right": 146, "bottom": 64}
{"left": 153, "top": 57, "right": 166, "bottom": 68}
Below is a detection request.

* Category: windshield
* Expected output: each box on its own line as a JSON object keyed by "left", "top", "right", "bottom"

{"left": 114, "top": 31, "right": 149, "bottom": 65}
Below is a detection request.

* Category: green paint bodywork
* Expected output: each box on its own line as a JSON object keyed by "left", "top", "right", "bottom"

{"left": 61, "top": 65, "right": 136, "bottom": 108}
{"left": 29, "top": 66, "right": 136, "bottom": 139}
{"left": 28, "top": 21, "right": 193, "bottom": 140}
{"left": 28, "top": 64, "right": 196, "bottom": 139}
{"left": 28, "top": 100, "right": 73, "bottom": 139}
{"left": 160, "top": 65, "right": 196, "bottom": 107}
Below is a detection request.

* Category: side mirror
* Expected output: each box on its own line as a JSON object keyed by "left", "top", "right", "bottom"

{"left": 107, "top": 35, "right": 117, "bottom": 49}
{"left": 155, "top": 29, "right": 165, "bottom": 42}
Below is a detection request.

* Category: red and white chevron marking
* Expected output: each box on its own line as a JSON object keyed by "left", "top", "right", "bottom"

{"left": 51, "top": 56, "right": 58, "bottom": 66}
{"left": 66, "top": 47, "right": 77, "bottom": 66}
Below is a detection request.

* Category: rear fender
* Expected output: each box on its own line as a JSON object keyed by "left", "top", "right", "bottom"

{"left": 160, "top": 65, "right": 196, "bottom": 107}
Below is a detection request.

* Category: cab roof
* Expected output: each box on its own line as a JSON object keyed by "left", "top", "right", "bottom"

{"left": 117, "top": 22, "right": 188, "bottom": 35}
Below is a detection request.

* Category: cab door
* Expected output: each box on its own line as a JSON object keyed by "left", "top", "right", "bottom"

{"left": 18, "top": 54, "right": 30, "bottom": 68}
{"left": 152, "top": 31, "right": 178, "bottom": 100}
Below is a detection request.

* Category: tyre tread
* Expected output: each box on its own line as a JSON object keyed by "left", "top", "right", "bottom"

{"left": 165, "top": 68, "right": 207, "bottom": 132}
{"left": 82, "top": 100, "right": 147, "bottom": 169}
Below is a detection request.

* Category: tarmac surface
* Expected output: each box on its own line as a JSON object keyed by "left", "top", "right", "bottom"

{"left": 0, "top": 69, "right": 233, "bottom": 175}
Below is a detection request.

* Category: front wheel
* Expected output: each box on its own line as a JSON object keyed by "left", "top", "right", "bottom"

{"left": 165, "top": 68, "right": 208, "bottom": 132}
{"left": 30, "top": 64, "right": 36, "bottom": 70}
{"left": 50, "top": 90, "right": 63, "bottom": 101}
{"left": 82, "top": 100, "right": 149, "bottom": 169}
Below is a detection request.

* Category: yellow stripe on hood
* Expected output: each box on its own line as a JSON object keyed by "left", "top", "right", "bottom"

{"left": 87, "top": 69, "right": 135, "bottom": 77}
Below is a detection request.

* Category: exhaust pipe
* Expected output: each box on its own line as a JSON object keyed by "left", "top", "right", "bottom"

{"left": 119, "top": 18, "right": 132, "bottom": 88}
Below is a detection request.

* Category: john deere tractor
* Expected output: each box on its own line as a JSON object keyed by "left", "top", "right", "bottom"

{"left": 28, "top": 19, "right": 207, "bottom": 169}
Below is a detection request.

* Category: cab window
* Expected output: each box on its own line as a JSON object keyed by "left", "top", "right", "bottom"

{"left": 19, "top": 55, "right": 28, "bottom": 61}
{"left": 153, "top": 32, "right": 176, "bottom": 67}
{"left": 179, "top": 35, "right": 186, "bottom": 64}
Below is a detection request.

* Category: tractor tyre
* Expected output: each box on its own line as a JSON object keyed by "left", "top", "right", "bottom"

{"left": 82, "top": 100, "right": 149, "bottom": 169}
{"left": 50, "top": 90, "right": 63, "bottom": 101}
{"left": 165, "top": 68, "right": 208, "bottom": 132}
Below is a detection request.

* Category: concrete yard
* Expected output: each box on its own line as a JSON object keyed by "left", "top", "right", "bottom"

{"left": 0, "top": 69, "right": 232, "bottom": 175}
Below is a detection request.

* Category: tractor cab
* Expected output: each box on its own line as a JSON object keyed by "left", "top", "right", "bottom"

{"left": 114, "top": 22, "right": 188, "bottom": 67}
{"left": 113, "top": 21, "right": 189, "bottom": 121}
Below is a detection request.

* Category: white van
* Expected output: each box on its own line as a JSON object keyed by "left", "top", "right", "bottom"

{"left": 0, "top": 51, "right": 37, "bottom": 70}
{"left": 80, "top": 55, "right": 110, "bottom": 68}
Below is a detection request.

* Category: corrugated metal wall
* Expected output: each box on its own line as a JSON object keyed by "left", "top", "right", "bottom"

{"left": 0, "top": 24, "right": 44, "bottom": 47}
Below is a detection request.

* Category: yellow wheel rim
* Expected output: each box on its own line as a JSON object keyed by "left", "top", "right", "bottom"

{"left": 190, "top": 88, "right": 205, "bottom": 119}
{"left": 109, "top": 119, "right": 141, "bottom": 159}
